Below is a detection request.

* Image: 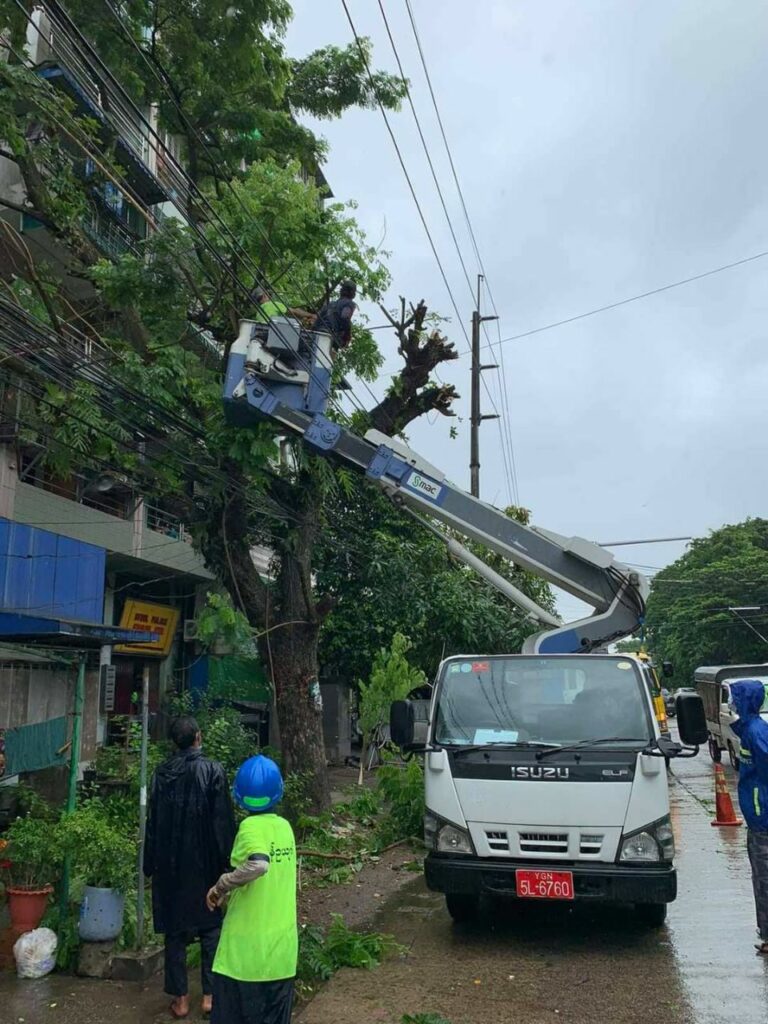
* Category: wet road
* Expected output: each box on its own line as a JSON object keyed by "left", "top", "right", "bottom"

{"left": 0, "top": 747, "right": 765, "bottom": 1024}
{"left": 300, "top": 748, "right": 767, "bottom": 1024}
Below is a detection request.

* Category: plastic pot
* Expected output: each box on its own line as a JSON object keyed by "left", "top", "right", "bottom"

{"left": 7, "top": 885, "right": 53, "bottom": 935}
{"left": 79, "top": 885, "right": 124, "bottom": 942}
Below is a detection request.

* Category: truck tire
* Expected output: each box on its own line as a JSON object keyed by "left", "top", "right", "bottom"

{"left": 635, "top": 903, "right": 667, "bottom": 928}
{"left": 728, "top": 741, "right": 740, "bottom": 772}
{"left": 708, "top": 736, "right": 722, "bottom": 763}
{"left": 445, "top": 893, "right": 479, "bottom": 923}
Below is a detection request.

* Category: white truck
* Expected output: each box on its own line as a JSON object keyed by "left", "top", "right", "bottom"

{"left": 223, "top": 314, "right": 709, "bottom": 927}
{"left": 392, "top": 653, "right": 704, "bottom": 926}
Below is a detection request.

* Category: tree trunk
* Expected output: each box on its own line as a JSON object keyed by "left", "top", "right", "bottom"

{"left": 260, "top": 621, "right": 329, "bottom": 812}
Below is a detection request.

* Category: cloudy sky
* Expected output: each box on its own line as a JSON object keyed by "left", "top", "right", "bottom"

{"left": 287, "top": 0, "right": 768, "bottom": 620}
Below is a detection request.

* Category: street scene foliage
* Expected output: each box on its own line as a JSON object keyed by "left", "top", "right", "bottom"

{"left": 647, "top": 519, "right": 768, "bottom": 683}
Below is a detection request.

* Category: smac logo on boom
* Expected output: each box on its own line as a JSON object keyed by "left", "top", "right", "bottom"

{"left": 510, "top": 766, "right": 570, "bottom": 780}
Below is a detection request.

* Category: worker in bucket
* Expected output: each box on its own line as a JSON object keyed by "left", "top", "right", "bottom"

{"left": 730, "top": 679, "right": 768, "bottom": 954}
{"left": 206, "top": 754, "right": 298, "bottom": 1024}
{"left": 312, "top": 280, "right": 357, "bottom": 352}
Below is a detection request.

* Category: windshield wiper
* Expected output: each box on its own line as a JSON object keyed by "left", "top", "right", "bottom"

{"left": 535, "top": 737, "right": 649, "bottom": 760}
{"left": 447, "top": 741, "right": 561, "bottom": 757}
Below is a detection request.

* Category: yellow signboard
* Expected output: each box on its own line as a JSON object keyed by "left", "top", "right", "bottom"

{"left": 114, "top": 600, "right": 180, "bottom": 657}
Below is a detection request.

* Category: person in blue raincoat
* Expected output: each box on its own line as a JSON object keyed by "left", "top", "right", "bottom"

{"left": 730, "top": 679, "right": 768, "bottom": 955}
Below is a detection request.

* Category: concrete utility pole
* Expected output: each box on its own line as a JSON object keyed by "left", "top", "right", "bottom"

{"left": 470, "top": 274, "right": 499, "bottom": 497}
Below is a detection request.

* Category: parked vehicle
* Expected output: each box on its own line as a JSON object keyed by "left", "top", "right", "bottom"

{"left": 392, "top": 654, "right": 707, "bottom": 928}
{"left": 695, "top": 664, "right": 768, "bottom": 770}
{"left": 662, "top": 689, "right": 676, "bottom": 718}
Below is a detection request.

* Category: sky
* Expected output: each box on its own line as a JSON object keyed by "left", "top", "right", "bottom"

{"left": 286, "top": 0, "right": 768, "bottom": 622}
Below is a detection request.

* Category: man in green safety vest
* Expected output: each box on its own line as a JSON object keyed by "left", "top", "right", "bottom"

{"left": 206, "top": 754, "right": 297, "bottom": 1024}
{"left": 253, "top": 287, "right": 311, "bottom": 326}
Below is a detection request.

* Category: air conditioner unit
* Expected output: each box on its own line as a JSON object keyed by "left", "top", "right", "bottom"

{"left": 183, "top": 619, "right": 198, "bottom": 642}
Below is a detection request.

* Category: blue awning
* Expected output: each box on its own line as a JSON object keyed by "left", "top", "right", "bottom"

{"left": 0, "top": 611, "right": 158, "bottom": 648}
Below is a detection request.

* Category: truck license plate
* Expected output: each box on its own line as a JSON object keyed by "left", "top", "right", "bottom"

{"left": 516, "top": 869, "right": 574, "bottom": 900}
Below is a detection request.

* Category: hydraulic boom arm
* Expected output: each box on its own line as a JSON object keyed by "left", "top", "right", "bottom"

{"left": 223, "top": 318, "right": 648, "bottom": 653}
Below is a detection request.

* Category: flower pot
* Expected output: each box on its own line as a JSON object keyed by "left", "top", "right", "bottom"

{"left": 79, "top": 886, "right": 124, "bottom": 942}
{"left": 7, "top": 885, "right": 53, "bottom": 935}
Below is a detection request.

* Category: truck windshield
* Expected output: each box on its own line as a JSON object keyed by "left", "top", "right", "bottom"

{"left": 434, "top": 656, "right": 653, "bottom": 748}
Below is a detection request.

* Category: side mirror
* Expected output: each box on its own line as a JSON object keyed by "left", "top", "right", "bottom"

{"left": 662, "top": 661, "right": 674, "bottom": 678}
{"left": 676, "top": 692, "right": 707, "bottom": 746}
{"left": 390, "top": 699, "right": 429, "bottom": 751}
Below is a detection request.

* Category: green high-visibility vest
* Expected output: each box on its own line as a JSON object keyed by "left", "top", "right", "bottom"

{"left": 213, "top": 814, "right": 298, "bottom": 982}
{"left": 254, "top": 300, "right": 288, "bottom": 324}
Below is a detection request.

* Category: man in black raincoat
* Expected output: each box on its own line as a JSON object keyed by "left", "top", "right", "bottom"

{"left": 144, "top": 716, "right": 236, "bottom": 1019}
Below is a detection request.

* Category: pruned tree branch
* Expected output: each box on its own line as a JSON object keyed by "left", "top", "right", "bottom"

{"left": 369, "top": 298, "right": 459, "bottom": 435}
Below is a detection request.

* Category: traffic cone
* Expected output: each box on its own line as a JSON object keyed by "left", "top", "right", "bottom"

{"left": 711, "top": 763, "right": 743, "bottom": 827}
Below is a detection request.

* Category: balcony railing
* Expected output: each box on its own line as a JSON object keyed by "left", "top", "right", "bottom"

{"left": 81, "top": 203, "right": 138, "bottom": 260}
{"left": 145, "top": 504, "right": 190, "bottom": 543}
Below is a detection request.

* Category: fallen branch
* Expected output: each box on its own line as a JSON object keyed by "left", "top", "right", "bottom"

{"left": 376, "top": 837, "right": 417, "bottom": 855}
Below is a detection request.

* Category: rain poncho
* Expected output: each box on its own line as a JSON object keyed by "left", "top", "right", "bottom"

{"left": 144, "top": 749, "right": 236, "bottom": 934}
{"left": 730, "top": 680, "right": 768, "bottom": 831}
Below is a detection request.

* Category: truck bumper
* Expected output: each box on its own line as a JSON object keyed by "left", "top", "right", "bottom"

{"left": 424, "top": 853, "right": 677, "bottom": 904}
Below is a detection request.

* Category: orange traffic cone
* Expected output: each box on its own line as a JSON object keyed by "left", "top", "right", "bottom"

{"left": 711, "top": 763, "right": 743, "bottom": 827}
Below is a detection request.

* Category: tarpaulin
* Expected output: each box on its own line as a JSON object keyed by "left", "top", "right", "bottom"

{"left": 4, "top": 716, "right": 68, "bottom": 775}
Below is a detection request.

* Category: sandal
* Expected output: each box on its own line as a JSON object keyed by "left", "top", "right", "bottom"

{"left": 170, "top": 999, "right": 189, "bottom": 1020}
{"left": 754, "top": 942, "right": 768, "bottom": 956}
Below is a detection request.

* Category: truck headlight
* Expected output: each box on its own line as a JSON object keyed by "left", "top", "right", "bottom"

{"left": 619, "top": 831, "right": 660, "bottom": 863}
{"left": 437, "top": 823, "right": 474, "bottom": 855}
{"left": 619, "top": 817, "right": 674, "bottom": 863}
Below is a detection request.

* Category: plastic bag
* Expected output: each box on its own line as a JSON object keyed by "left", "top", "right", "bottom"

{"left": 13, "top": 927, "right": 58, "bottom": 979}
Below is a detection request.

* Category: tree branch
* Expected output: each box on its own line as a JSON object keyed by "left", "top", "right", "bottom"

{"left": 368, "top": 298, "right": 459, "bottom": 436}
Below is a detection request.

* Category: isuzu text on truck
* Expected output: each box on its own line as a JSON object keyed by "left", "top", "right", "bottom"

{"left": 222, "top": 311, "right": 708, "bottom": 927}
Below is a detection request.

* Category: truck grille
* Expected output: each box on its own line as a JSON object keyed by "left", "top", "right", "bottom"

{"left": 485, "top": 830, "right": 510, "bottom": 852}
{"left": 579, "top": 833, "right": 604, "bottom": 856}
{"left": 519, "top": 831, "right": 568, "bottom": 854}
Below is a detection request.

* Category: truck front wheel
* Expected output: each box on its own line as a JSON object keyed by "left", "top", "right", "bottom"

{"left": 635, "top": 902, "right": 667, "bottom": 928}
{"left": 445, "top": 893, "right": 479, "bottom": 923}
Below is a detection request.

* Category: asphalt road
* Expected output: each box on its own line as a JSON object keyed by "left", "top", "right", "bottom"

{"left": 299, "top": 745, "right": 766, "bottom": 1024}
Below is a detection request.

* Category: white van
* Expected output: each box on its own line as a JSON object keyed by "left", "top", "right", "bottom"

{"left": 391, "top": 653, "right": 706, "bottom": 928}
{"left": 695, "top": 664, "right": 768, "bottom": 770}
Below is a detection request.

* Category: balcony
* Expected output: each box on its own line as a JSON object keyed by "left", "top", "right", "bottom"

{"left": 9, "top": 465, "right": 211, "bottom": 582}
{"left": 30, "top": 5, "right": 188, "bottom": 211}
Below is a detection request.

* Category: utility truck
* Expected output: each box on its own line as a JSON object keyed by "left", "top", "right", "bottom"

{"left": 223, "top": 313, "right": 708, "bottom": 926}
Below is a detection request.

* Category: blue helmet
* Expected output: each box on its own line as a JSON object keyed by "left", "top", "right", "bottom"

{"left": 233, "top": 754, "right": 283, "bottom": 813}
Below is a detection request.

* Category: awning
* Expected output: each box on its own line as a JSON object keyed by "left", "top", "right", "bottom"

{"left": 0, "top": 611, "right": 158, "bottom": 648}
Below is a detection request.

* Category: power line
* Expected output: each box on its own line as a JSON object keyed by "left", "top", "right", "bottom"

{"left": 338, "top": 0, "right": 471, "bottom": 350}
{"left": 400, "top": 0, "right": 519, "bottom": 503}
{"left": 476, "top": 248, "right": 768, "bottom": 355}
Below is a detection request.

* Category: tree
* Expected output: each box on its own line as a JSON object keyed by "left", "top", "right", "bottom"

{"left": 356, "top": 633, "right": 425, "bottom": 784}
{"left": 0, "top": 8, "right": 451, "bottom": 811}
{"left": 316, "top": 479, "right": 555, "bottom": 685}
{"left": 646, "top": 519, "right": 768, "bottom": 685}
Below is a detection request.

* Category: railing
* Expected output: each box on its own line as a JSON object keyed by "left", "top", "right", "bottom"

{"left": 145, "top": 504, "right": 189, "bottom": 542}
{"left": 81, "top": 203, "right": 138, "bottom": 260}
{"left": 35, "top": 7, "right": 189, "bottom": 209}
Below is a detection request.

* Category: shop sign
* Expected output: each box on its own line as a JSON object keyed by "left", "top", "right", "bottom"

{"left": 114, "top": 600, "right": 179, "bottom": 657}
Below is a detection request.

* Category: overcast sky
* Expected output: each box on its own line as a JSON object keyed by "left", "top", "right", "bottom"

{"left": 287, "top": 0, "right": 768, "bottom": 620}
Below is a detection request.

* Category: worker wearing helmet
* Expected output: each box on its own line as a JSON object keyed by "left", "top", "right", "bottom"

{"left": 206, "top": 754, "right": 297, "bottom": 1024}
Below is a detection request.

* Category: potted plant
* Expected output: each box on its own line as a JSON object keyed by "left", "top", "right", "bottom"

{"left": 2, "top": 816, "right": 60, "bottom": 935}
{"left": 58, "top": 802, "right": 136, "bottom": 942}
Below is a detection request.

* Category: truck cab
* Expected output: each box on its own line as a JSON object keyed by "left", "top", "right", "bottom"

{"left": 393, "top": 654, "right": 705, "bottom": 928}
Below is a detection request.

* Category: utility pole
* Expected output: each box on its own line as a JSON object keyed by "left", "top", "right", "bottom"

{"left": 470, "top": 274, "right": 499, "bottom": 497}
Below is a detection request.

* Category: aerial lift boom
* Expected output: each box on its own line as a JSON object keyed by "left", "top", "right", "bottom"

{"left": 222, "top": 317, "right": 648, "bottom": 653}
